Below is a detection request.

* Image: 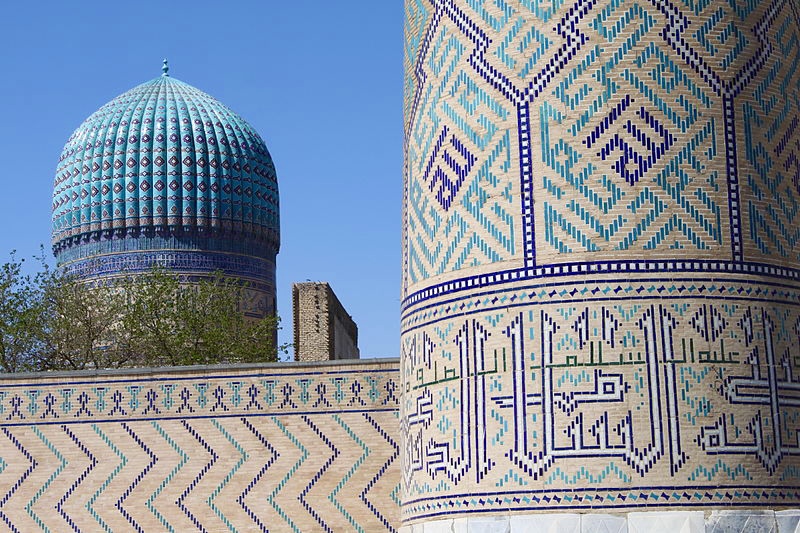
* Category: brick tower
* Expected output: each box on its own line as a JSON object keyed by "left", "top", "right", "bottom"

{"left": 401, "top": 1, "right": 800, "bottom": 530}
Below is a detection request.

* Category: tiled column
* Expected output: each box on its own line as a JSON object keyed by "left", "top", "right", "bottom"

{"left": 401, "top": 0, "right": 800, "bottom": 529}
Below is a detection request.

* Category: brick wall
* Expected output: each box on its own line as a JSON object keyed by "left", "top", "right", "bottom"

{"left": 0, "top": 359, "right": 399, "bottom": 531}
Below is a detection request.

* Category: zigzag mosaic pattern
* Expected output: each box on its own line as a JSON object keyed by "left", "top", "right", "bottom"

{"left": 402, "top": 0, "right": 800, "bottom": 526}
{"left": 0, "top": 362, "right": 400, "bottom": 532}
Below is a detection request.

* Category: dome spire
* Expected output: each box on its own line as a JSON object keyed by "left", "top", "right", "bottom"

{"left": 162, "top": 59, "right": 169, "bottom": 77}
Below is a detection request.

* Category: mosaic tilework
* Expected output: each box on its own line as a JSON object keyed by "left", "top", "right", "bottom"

{"left": 0, "top": 361, "right": 400, "bottom": 532}
{"left": 59, "top": 249, "right": 275, "bottom": 282}
{"left": 402, "top": 0, "right": 800, "bottom": 526}
{"left": 59, "top": 250, "right": 277, "bottom": 316}
{"left": 404, "top": 0, "right": 520, "bottom": 284}
{"left": 738, "top": 1, "right": 800, "bottom": 265}
{"left": 52, "top": 73, "right": 279, "bottom": 254}
{"left": 51, "top": 68, "right": 280, "bottom": 316}
{"left": 403, "top": 0, "right": 800, "bottom": 292}
{"left": 400, "top": 276, "right": 800, "bottom": 522}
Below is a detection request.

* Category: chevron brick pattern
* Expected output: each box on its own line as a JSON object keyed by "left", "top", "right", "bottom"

{"left": 0, "top": 361, "right": 400, "bottom": 532}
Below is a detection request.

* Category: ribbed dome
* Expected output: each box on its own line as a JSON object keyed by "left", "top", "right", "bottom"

{"left": 52, "top": 68, "right": 279, "bottom": 259}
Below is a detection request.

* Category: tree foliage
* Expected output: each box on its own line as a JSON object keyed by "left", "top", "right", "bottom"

{"left": 119, "top": 268, "right": 280, "bottom": 367}
{"left": 0, "top": 255, "right": 282, "bottom": 373}
{"left": 0, "top": 256, "right": 45, "bottom": 372}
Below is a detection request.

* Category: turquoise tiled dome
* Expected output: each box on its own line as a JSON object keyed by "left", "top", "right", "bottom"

{"left": 51, "top": 63, "right": 279, "bottom": 316}
{"left": 52, "top": 64, "right": 279, "bottom": 257}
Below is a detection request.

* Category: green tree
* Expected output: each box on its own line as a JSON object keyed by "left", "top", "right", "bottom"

{"left": 37, "top": 272, "right": 132, "bottom": 370}
{"left": 120, "top": 268, "right": 281, "bottom": 366}
{"left": 0, "top": 255, "right": 45, "bottom": 372}
{"left": 0, "top": 256, "right": 283, "bottom": 372}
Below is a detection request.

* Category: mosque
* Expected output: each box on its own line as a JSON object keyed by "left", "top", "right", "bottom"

{"left": 0, "top": 1, "right": 799, "bottom": 532}
{"left": 52, "top": 60, "right": 279, "bottom": 318}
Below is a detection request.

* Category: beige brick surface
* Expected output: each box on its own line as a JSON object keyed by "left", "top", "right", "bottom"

{"left": 294, "top": 282, "right": 360, "bottom": 361}
{"left": 0, "top": 360, "right": 399, "bottom": 531}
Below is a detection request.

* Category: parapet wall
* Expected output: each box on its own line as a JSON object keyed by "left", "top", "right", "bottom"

{"left": 0, "top": 358, "right": 400, "bottom": 531}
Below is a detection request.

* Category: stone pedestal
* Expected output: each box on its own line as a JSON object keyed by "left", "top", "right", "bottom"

{"left": 400, "top": 510, "right": 800, "bottom": 533}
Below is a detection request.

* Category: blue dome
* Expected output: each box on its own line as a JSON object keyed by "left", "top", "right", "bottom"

{"left": 52, "top": 68, "right": 279, "bottom": 258}
{"left": 50, "top": 65, "right": 279, "bottom": 316}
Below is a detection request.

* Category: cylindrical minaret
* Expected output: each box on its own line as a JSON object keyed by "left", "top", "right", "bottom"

{"left": 401, "top": 1, "right": 800, "bottom": 530}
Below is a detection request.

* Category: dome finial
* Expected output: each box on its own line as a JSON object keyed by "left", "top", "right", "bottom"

{"left": 162, "top": 59, "right": 169, "bottom": 77}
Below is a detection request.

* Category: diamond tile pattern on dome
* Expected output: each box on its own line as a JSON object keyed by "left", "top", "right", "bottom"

{"left": 52, "top": 74, "right": 279, "bottom": 255}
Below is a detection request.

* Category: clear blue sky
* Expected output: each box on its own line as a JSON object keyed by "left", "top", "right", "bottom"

{"left": 0, "top": 1, "right": 404, "bottom": 358}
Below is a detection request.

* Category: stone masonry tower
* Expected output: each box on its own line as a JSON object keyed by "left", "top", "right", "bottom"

{"left": 293, "top": 282, "right": 360, "bottom": 362}
{"left": 401, "top": 1, "right": 800, "bottom": 531}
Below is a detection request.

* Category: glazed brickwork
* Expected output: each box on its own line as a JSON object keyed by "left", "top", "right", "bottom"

{"left": 52, "top": 66, "right": 279, "bottom": 317}
{"left": 52, "top": 70, "right": 279, "bottom": 251}
{"left": 0, "top": 360, "right": 400, "bottom": 532}
{"left": 401, "top": 0, "right": 800, "bottom": 526}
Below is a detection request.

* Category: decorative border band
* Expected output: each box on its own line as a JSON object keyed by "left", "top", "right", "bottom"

{"left": 402, "top": 260, "right": 800, "bottom": 311}
{"left": 403, "top": 486, "right": 800, "bottom": 522}
{"left": 0, "top": 367, "right": 400, "bottom": 425}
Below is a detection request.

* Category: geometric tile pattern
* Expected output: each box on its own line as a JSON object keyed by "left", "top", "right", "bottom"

{"left": 402, "top": 0, "right": 800, "bottom": 527}
{"left": 536, "top": 77, "right": 723, "bottom": 260}
{"left": 403, "top": 0, "right": 800, "bottom": 294}
{"left": 0, "top": 361, "right": 400, "bottom": 532}
{"left": 739, "top": 5, "right": 800, "bottom": 264}
{"left": 404, "top": 3, "right": 519, "bottom": 284}
{"left": 533, "top": 3, "right": 728, "bottom": 262}
{"left": 58, "top": 250, "right": 275, "bottom": 285}
{"left": 58, "top": 250, "right": 277, "bottom": 318}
